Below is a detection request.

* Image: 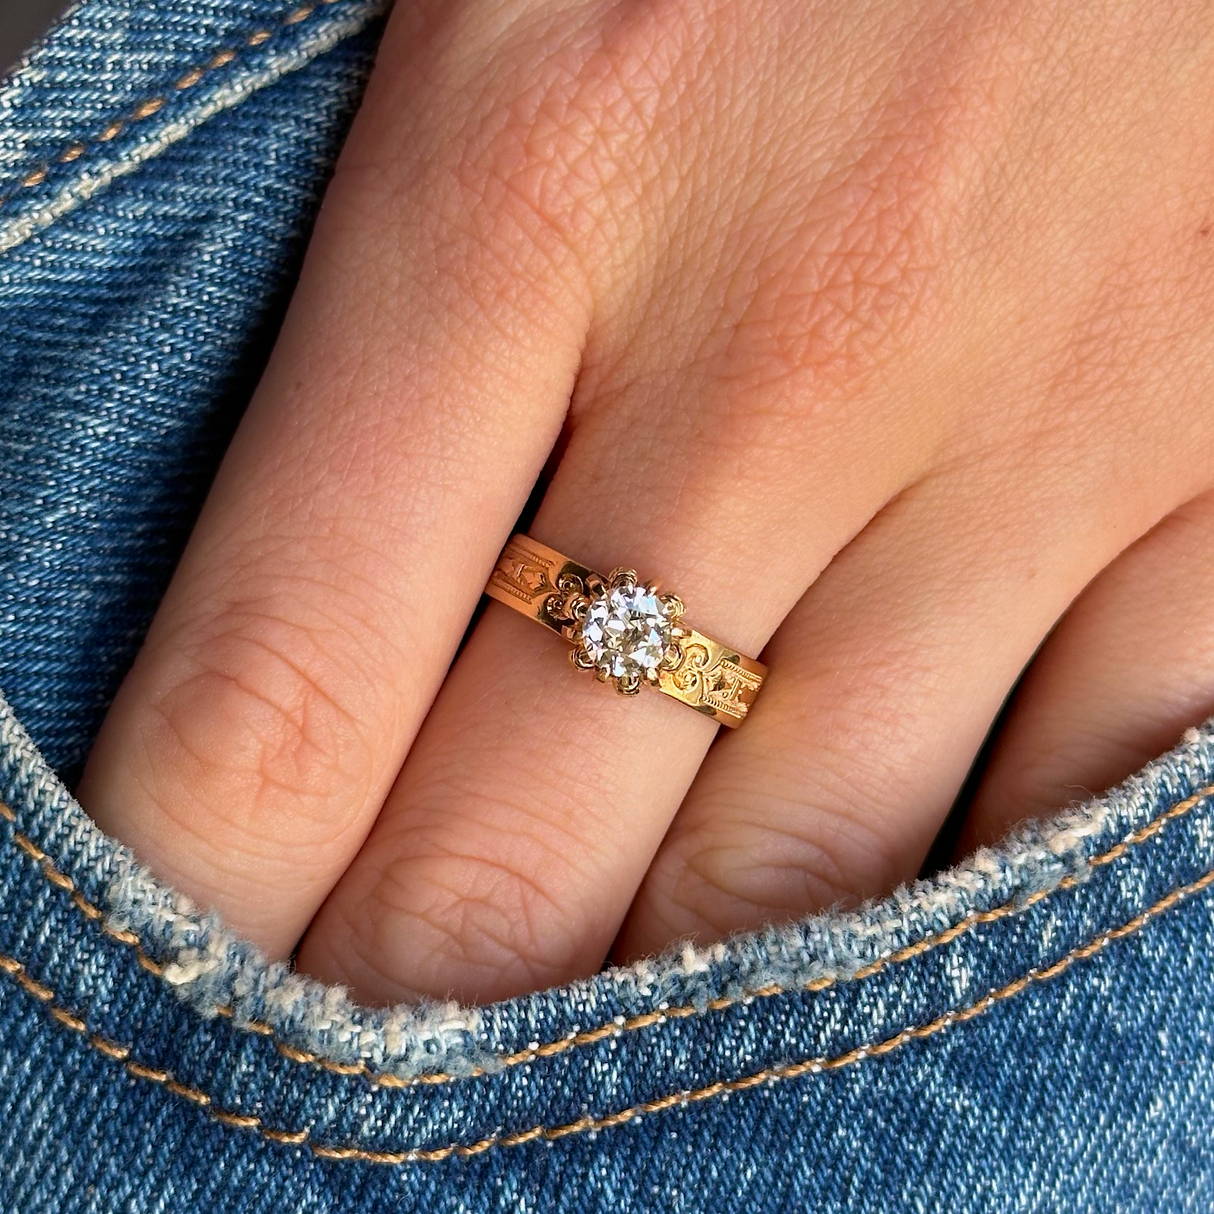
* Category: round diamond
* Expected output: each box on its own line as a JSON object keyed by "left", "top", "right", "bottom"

{"left": 578, "top": 585, "right": 674, "bottom": 680}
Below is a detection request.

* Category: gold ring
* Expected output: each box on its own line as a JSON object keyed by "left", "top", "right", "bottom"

{"left": 485, "top": 534, "right": 766, "bottom": 727}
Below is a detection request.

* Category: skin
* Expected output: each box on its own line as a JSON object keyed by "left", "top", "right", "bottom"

{"left": 75, "top": 0, "right": 1214, "bottom": 1005}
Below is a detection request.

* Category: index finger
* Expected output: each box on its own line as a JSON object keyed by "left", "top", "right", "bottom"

{"left": 75, "top": 1, "right": 594, "bottom": 957}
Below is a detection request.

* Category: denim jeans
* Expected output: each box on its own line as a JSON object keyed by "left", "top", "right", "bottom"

{"left": 0, "top": 1, "right": 1212, "bottom": 1210}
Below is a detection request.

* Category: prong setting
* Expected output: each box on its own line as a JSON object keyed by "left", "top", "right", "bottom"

{"left": 607, "top": 566, "right": 637, "bottom": 590}
{"left": 570, "top": 647, "right": 596, "bottom": 671}
{"left": 485, "top": 534, "right": 766, "bottom": 726}
{"left": 659, "top": 642, "right": 683, "bottom": 673}
{"left": 617, "top": 673, "right": 642, "bottom": 695}
{"left": 571, "top": 568, "right": 686, "bottom": 696}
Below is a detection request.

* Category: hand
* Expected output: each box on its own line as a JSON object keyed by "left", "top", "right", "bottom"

{"left": 76, "top": 0, "right": 1214, "bottom": 1005}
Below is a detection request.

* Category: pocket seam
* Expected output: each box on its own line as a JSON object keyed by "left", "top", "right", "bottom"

{"left": 3, "top": 865, "right": 1210, "bottom": 1164}
{"left": 3, "top": 783, "right": 1211, "bottom": 1088}
{"left": 0, "top": 0, "right": 353, "bottom": 209}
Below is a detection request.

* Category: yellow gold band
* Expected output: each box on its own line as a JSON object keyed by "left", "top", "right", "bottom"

{"left": 485, "top": 534, "right": 766, "bottom": 727}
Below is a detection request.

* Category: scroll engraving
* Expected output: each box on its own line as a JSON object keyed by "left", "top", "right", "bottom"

{"left": 703, "top": 659, "right": 763, "bottom": 719}
{"left": 489, "top": 538, "right": 558, "bottom": 606}
{"left": 668, "top": 641, "right": 763, "bottom": 720}
{"left": 487, "top": 534, "right": 765, "bottom": 726}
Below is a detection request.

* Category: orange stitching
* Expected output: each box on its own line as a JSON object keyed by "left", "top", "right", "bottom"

{"left": 0, "top": 801, "right": 170, "bottom": 977}
{"left": 3, "top": 782, "right": 1212, "bottom": 1088}
{"left": 2, "top": 867, "right": 1210, "bottom": 1164}
{"left": 0, "top": 0, "right": 351, "bottom": 205}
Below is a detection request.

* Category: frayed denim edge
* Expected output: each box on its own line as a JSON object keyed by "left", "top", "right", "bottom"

{"left": 2, "top": 689, "right": 1211, "bottom": 1081}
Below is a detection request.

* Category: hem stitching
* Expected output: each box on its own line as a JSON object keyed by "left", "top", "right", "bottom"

{"left": 0, "top": 0, "right": 358, "bottom": 208}
{"left": 1, "top": 783, "right": 1210, "bottom": 1086}
{"left": 2, "top": 866, "right": 1209, "bottom": 1163}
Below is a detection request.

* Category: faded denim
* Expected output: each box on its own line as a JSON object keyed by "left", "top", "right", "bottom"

{"left": 0, "top": 2, "right": 1212, "bottom": 1210}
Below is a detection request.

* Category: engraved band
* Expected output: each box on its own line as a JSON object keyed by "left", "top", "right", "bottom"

{"left": 485, "top": 534, "right": 766, "bottom": 727}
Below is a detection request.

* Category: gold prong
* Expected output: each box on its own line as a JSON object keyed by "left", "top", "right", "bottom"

{"left": 594, "top": 668, "right": 611, "bottom": 683}
{"left": 570, "top": 648, "right": 595, "bottom": 671}
{"left": 617, "top": 673, "right": 642, "bottom": 695}
{"left": 662, "top": 594, "right": 685, "bottom": 618}
{"left": 607, "top": 566, "right": 637, "bottom": 590}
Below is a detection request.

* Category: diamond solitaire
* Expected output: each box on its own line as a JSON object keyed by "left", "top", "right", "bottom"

{"left": 485, "top": 535, "right": 767, "bottom": 725}
{"left": 573, "top": 573, "right": 684, "bottom": 693}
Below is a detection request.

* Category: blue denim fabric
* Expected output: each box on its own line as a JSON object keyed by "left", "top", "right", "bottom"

{"left": 0, "top": 2, "right": 1212, "bottom": 1210}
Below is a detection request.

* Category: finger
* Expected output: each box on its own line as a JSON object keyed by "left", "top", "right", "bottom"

{"left": 75, "top": 5, "right": 595, "bottom": 957}
{"left": 960, "top": 489, "right": 1214, "bottom": 851}
{"left": 615, "top": 460, "right": 1166, "bottom": 960}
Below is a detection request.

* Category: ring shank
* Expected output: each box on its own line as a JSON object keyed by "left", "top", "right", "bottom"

{"left": 485, "top": 534, "right": 766, "bottom": 727}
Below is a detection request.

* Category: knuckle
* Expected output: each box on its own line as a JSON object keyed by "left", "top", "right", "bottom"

{"left": 144, "top": 595, "right": 379, "bottom": 848}
{"left": 664, "top": 799, "right": 904, "bottom": 938}
{"left": 653, "top": 650, "right": 961, "bottom": 939}
{"left": 718, "top": 144, "right": 948, "bottom": 399}
{"left": 444, "top": 3, "right": 703, "bottom": 277}
{"left": 369, "top": 838, "right": 586, "bottom": 1000}
{"left": 464, "top": 89, "right": 616, "bottom": 253}
{"left": 707, "top": 22, "right": 1016, "bottom": 401}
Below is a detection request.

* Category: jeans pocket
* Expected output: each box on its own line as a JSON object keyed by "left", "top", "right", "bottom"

{"left": 1, "top": 688, "right": 1212, "bottom": 1210}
